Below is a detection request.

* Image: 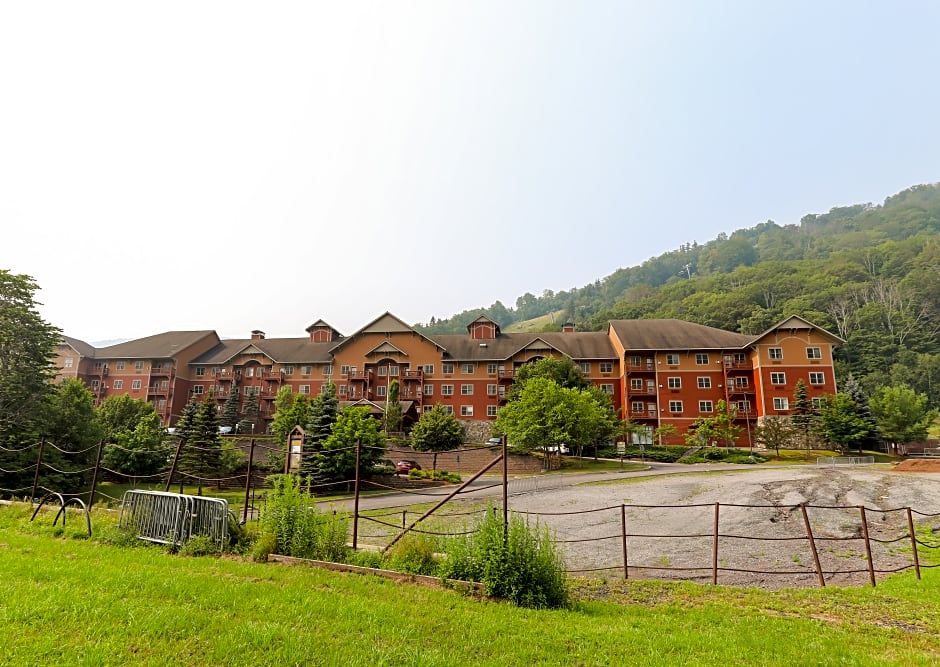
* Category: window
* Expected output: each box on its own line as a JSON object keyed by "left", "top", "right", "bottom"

{"left": 770, "top": 372, "right": 786, "bottom": 385}
{"left": 378, "top": 366, "right": 387, "bottom": 376}
{"left": 599, "top": 362, "right": 613, "bottom": 373}
{"left": 131, "top": 379, "right": 142, "bottom": 390}
{"left": 94, "top": 361, "right": 103, "bottom": 370}
{"left": 389, "top": 366, "right": 399, "bottom": 376}
{"left": 340, "top": 365, "right": 350, "bottom": 375}
{"left": 734, "top": 376, "right": 749, "bottom": 387}
{"left": 487, "top": 384, "right": 498, "bottom": 396}
{"left": 283, "top": 366, "right": 294, "bottom": 376}
{"left": 812, "top": 397, "right": 825, "bottom": 409}
{"left": 806, "top": 347, "right": 822, "bottom": 360}
{"left": 63, "top": 357, "right": 74, "bottom": 368}
{"left": 629, "top": 355, "right": 641, "bottom": 367}
{"left": 697, "top": 377, "right": 712, "bottom": 389}
{"left": 91, "top": 379, "right": 100, "bottom": 390}
{"left": 191, "top": 384, "right": 203, "bottom": 395}
{"left": 630, "top": 378, "right": 643, "bottom": 390}
{"left": 424, "top": 364, "right": 434, "bottom": 375}
{"left": 460, "top": 405, "right": 474, "bottom": 417}
{"left": 462, "top": 363, "right": 475, "bottom": 374}
{"left": 300, "top": 366, "right": 312, "bottom": 375}
{"left": 243, "top": 386, "right": 259, "bottom": 396}
{"left": 423, "top": 405, "right": 432, "bottom": 413}
{"left": 579, "top": 362, "right": 591, "bottom": 374}
{"left": 195, "top": 366, "right": 206, "bottom": 377}
{"left": 442, "top": 363, "right": 454, "bottom": 375}
{"left": 323, "top": 365, "right": 333, "bottom": 376}
{"left": 666, "top": 354, "right": 679, "bottom": 365}
{"left": 135, "top": 360, "right": 144, "bottom": 371}
{"left": 809, "top": 372, "right": 825, "bottom": 385}
{"left": 116, "top": 361, "right": 126, "bottom": 370}
{"left": 487, "top": 363, "right": 497, "bottom": 375}
{"left": 695, "top": 353, "right": 709, "bottom": 365}
{"left": 111, "top": 380, "right": 123, "bottom": 389}
{"left": 631, "top": 401, "right": 644, "bottom": 413}
{"left": 245, "top": 367, "right": 256, "bottom": 378}
{"left": 338, "top": 385, "right": 347, "bottom": 396}
{"left": 486, "top": 405, "right": 498, "bottom": 417}
{"left": 668, "top": 400, "right": 683, "bottom": 413}
{"left": 769, "top": 347, "right": 783, "bottom": 360}
{"left": 736, "top": 400, "right": 751, "bottom": 412}
{"left": 773, "top": 397, "right": 789, "bottom": 410}
{"left": 299, "top": 385, "right": 310, "bottom": 394}
{"left": 600, "top": 384, "right": 614, "bottom": 394}
{"left": 157, "top": 399, "right": 166, "bottom": 410}
{"left": 160, "top": 380, "right": 169, "bottom": 390}
{"left": 461, "top": 384, "right": 474, "bottom": 395}
{"left": 424, "top": 384, "right": 434, "bottom": 396}
{"left": 699, "top": 400, "right": 714, "bottom": 413}
{"left": 376, "top": 386, "right": 386, "bottom": 397}
{"left": 441, "top": 384, "right": 454, "bottom": 396}
{"left": 667, "top": 377, "right": 681, "bottom": 389}
{"left": 443, "top": 405, "right": 454, "bottom": 415}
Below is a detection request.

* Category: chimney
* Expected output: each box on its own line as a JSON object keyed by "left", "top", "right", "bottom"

{"left": 251, "top": 330, "right": 266, "bottom": 340}
{"left": 562, "top": 322, "right": 576, "bottom": 333}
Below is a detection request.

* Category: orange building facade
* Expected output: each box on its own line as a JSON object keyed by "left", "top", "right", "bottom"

{"left": 54, "top": 313, "right": 841, "bottom": 446}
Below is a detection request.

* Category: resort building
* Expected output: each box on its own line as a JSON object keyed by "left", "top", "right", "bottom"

{"left": 54, "top": 313, "right": 841, "bottom": 446}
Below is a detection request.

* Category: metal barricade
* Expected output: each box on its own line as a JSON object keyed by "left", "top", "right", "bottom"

{"left": 119, "top": 490, "right": 229, "bottom": 549}
{"left": 816, "top": 456, "right": 876, "bottom": 466}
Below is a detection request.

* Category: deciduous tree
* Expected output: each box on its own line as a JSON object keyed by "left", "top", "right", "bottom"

{"left": 410, "top": 404, "right": 464, "bottom": 470}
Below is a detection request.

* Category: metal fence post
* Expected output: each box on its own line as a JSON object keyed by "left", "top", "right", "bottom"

{"left": 800, "top": 503, "right": 825, "bottom": 587}
{"left": 859, "top": 506, "right": 876, "bottom": 587}
{"left": 242, "top": 438, "right": 255, "bottom": 524}
{"left": 712, "top": 502, "right": 720, "bottom": 585}
{"left": 906, "top": 507, "right": 921, "bottom": 580}
{"left": 30, "top": 437, "right": 45, "bottom": 503}
{"left": 352, "top": 440, "right": 361, "bottom": 550}
{"left": 88, "top": 439, "right": 105, "bottom": 508}
{"left": 621, "top": 504, "right": 629, "bottom": 580}
{"left": 165, "top": 437, "right": 185, "bottom": 492}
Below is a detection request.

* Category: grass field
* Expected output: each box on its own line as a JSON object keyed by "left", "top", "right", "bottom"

{"left": 2, "top": 502, "right": 939, "bottom": 666}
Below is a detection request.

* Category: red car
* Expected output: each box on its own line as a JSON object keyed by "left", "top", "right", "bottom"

{"left": 396, "top": 460, "right": 421, "bottom": 475}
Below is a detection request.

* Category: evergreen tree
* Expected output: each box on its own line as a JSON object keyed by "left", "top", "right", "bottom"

{"left": 299, "top": 384, "right": 339, "bottom": 479}
{"left": 219, "top": 386, "right": 240, "bottom": 431}
{"left": 179, "top": 396, "right": 222, "bottom": 495}
{"left": 383, "top": 379, "right": 403, "bottom": 436}
{"left": 841, "top": 374, "right": 880, "bottom": 452}
{"left": 790, "top": 380, "right": 815, "bottom": 454}
{"left": 238, "top": 393, "right": 260, "bottom": 435}
{"left": 314, "top": 407, "right": 386, "bottom": 485}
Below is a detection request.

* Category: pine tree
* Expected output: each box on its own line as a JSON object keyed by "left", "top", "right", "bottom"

{"left": 238, "top": 393, "right": 259, "bottom": 435}
{"left": 299, "top": 384, "right": 339, "bottom": 480}
{"left": 791, "top": 380, "right": 815, "bottom": 456}
{"left": 384, "top": 379, "right": 403, "bottom": 436}
{"left": 179, "top": 396, "right": 222, "bottom": 495}
{"left": 841, "top": 374, "right": 880, "bottom": 453}
{"left": 220, "top": 385, "right": 240, "bottom": 431}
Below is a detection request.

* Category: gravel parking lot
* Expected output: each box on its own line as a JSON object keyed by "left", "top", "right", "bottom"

{"left": 504, "top": 465, "right": 940, "bottom": 589}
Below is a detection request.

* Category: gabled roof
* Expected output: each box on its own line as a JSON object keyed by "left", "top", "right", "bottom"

{"left": 61, "top": 336, "right": 96, "bottom": 358}
{"left": 191, "top": 338, "right": 335, "bottom": 365}
{"left": 95, "top": 331, "right": 219, "bottom": 359}
{"left": 754, "top": 315, "right": 844, "bottom": 345}
{"left": 305, "top": 319, "right": 342, "bottom": 334}
{"left": 329, "top": 312, "right": 446, "bottom": 354}
{"left": 428, "top": 331, "right": 616, "bottom": 361}
{"left": 365, "top": 341, "right": 409, "bottom": 357}
{"left": 607, "top": 319, "right": 754, "bottom": 351}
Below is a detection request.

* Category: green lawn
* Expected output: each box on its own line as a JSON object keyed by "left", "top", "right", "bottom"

{"left": 2, "top": 503, "right": 939, "bottom": 666}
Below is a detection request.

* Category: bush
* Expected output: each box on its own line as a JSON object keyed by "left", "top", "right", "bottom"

{"left": 385, "top": 531, "right": 440, "bottom": 576}
{"left": 439, "top": 506, "right": 569, "bottom": 609}
{"left": 257, "top": 474, "right": 350, "bottom": 562}
{"left": 409, "top": 469, "right": 462, "bottom": 483}
{"left": 178, "top": 534, "right": 219, "bottom": 557}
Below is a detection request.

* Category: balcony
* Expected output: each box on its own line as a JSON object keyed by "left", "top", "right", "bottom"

{"left": 147, "top": 385, "right": 169, "bottom": 396}
{"left": 497, "top": 369, "right": 514, "bottom": 382}
{"left": 401, "top": 370, "right": 424, "bottom": 380}
{"left": 150, "top": 365, "right": 173, "bottom": 377}
{"left": 348, "top": 370, "right": 372, "bottom": 381}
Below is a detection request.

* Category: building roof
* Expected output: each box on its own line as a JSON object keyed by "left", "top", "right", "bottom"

{"left": 191, "top": 338, "right": 335, "bottom": 365}
{"left": 95, "top": 331, "right": 219, "bottom": 359}
{"left": 429, "top": 331, "right": 616, "bottom": 361}
{"left": 754, "top": 315, "right": 844, "bottom": 344}
{"left": 61, "top": 336, "right": 96, "bottom": 358}
{"left": 607, "top": 319, "right": 755, "bottom": 351}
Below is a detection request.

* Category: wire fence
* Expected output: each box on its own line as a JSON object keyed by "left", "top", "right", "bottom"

{"left": 3, "top": 437, "right": 939, "bottom": 588}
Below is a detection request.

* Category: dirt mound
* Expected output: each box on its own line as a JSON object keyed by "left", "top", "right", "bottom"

{"left": 893, "top": 459, "right": 940, "bottom": 472}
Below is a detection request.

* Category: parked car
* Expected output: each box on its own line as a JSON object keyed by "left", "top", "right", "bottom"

{"left": 537, "top": 444, "right": 570, "bottom": 455}
{"left": 486, "top": 437, "right": 503, "bottom": 445}
{"left": 396, "top": 460, "right": 421, "bottom": 475}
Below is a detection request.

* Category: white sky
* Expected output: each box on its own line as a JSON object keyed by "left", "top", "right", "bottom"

{"left": 2, "top": 1, "right": 939, "bottom": 344}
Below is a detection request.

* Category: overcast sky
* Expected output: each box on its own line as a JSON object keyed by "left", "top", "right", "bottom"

{"left": 2, "top": 2, "right": 939, "bottom": 345}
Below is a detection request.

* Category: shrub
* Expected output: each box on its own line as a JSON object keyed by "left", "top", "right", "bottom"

{"left": 258, "top": 474, "right": 350, "bottom": 562}
{"left": 179, "top": 534, "right": 219, "bottom": 557}
{"left": 409, "top": 469, "right": 462, "bottom": 483}
{"left": 385, "top": 531, "right": 440, "bottom": 576}
{"left": 439, "top": 506, "right": 569, "bottom": 609}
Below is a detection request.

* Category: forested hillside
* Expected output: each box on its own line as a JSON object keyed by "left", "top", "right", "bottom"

{"left": 415, "top": 183, "right": 940, "bottom": 406}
